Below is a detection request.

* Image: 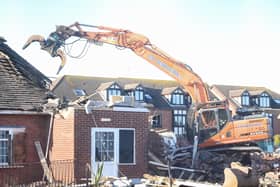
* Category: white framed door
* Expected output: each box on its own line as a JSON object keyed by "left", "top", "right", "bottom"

{"left": 91, "top": 128, "right": 119, "bottom": 177}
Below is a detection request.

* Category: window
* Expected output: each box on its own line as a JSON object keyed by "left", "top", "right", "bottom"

{"left": 200, "top": 110, "right": 217, "bottom": 129}
{"left": 173, "top": 110, "right": 187, "bottom": 136}
{"left": 217, "top": 109, "right": 229, "bottom": 129}
{"left": 73, "top": 89, "right": 86, "bottom": 96}
{"left": 107, "top": 84, "right": 121, "bottom": 101}
{"left": 95, "top": 131, "right": 114, "bottom": 162}
{"left": 241, "top": 91, "right": 250, "bottom": 106}
{"left": 0, "top": 130, "right": 10, "bottom": 165}
{"left": 135, "top": 87, "right": 144, "bottom": 101}
{"left": 119, "top": 129, "right": 135, "bottom": 164}
{"left": 127, "top": 87, "right": 144, "bottom": 101}
{"left": 259, "top": 92, "right": 270, "bottom": 108}
{"left": 0, "top": 127, "right": 25, "bottom": 166}
{"left": 251, "top": 96, "right": 259, "bottom": 106}
{"left": 171, "top": 89, "right": 185, "bottom": 105}
{"left": 151, "top": 115, "right": 161, "bottom": 128}
{"left": 199, "top": 110, "right": 219, "bottom": 142}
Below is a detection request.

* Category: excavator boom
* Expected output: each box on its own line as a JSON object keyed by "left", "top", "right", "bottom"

{"left": 23, "top": 22, "right": 209, "bottom": 103}
{"left": 23, "top": 22, "right": 271, "bottom": 149}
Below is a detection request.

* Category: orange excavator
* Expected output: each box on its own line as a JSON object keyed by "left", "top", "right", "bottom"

{"left": 22, "top": 22, "right": 271, "bottom": 149}
{"left": 23, "top": 23, "right": 272, "bottom": 182}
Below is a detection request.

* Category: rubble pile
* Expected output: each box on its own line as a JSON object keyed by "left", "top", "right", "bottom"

{"left": 147, "top": 130, "right": 280, "bottom": 186}
{"left": 251, "top": 152, "right": 280, "bottom": 186}
{"left": 148, "top": 129, "right": 177, "bottom": 161}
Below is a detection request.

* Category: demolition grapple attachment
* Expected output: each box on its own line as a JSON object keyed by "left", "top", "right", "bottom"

{"left": 22, "top": 32, "right": 67, "bottom": 74}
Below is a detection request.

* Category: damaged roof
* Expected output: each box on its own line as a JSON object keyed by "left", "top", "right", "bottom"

{"left": 0, "top": 38, "right": 50, "bottom": 111}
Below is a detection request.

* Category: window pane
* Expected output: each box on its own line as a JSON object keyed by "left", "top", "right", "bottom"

{"left": 241, "top": 92, "right": 250, "bottom": 106}
{"left": 0, "top": 130, "right": 9, "bottom": 164}
{"left": 119, "top": 130, "right": 134, "bottom": 163}
{"left": 260, "top": 95, "right": 270, "bottom": 107}
{"left": 135, "top": 90, "right": 144, "bottom": 101}
{"left": 173, "top": 110, "right": 187, "bottom": 136}
{"left": 172, "top": 93, "right": 185, "bottom": 105}
{"left": 151, "top": 115, "right": 161, "bottom": 128}
{"left": 95, "top": 132, "right": 114, "bottom": 162}
{"left": 200, "top": 110, "right": 217, "bottom": 128}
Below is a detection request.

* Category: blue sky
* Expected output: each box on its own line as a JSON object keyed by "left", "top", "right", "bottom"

{"left": 2, "top": 0, "right": 280, "bottom": 92}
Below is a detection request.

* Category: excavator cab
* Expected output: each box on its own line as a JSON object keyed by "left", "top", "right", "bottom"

{"left": 198, "top": 107, "right": 230, "bottom": 143}
{"left": 186, "top": 101, "right": 232, "bottom": 144}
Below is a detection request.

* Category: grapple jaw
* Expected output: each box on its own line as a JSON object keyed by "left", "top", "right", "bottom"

{"left": 22, "top": 33, "right": 67, "bottom": 74}
{"left": 22, "top": 35, "right": 45, "bottom": 50}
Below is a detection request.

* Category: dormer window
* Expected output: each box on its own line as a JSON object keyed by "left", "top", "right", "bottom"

{"left": 259, "top": 92, "right": 270, "bottom": 108}
{"left": 251, "top": 96, "right": 259, "bottom": 106}
{"left": 135, "top": 87, "right": 144, "bottom": 101}
{"left": 241, "top": 91, "right": 250, "bottom": 106}
{"left": 107, "top": 84, "right": 121, "bottom": 100}
{"left": 128, "top": 86, "right": 144, "bottom": 101}
{"left": 171, "top": 89, "right": 185, "bottom": 105}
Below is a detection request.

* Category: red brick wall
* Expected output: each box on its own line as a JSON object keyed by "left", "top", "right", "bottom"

{"left": 149, "top": 109, "right": 172, "bottom": 131}
{"left": 0, "top": 114, "right": 50, "bottom": 162}
{"left": 74, "top": 108, "right": 149, "bottom": 178}
{"left": 49, "top": 108, "right": 75, "bottom": 161}
{"left": 0, "top": 113, "right": 50, "bottom": 184}
{"left": 48, "top": 108, "right": 75, "bottom": 183}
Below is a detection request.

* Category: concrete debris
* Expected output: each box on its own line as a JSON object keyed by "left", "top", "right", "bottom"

{"left": 97, "top": 175, "right": 221, "bottom": 187}
{"left": 259, "top": 171, "right": 280, "bottom": 187}
{"left": 147, "top": 130, "right": 280, "bottom": 186}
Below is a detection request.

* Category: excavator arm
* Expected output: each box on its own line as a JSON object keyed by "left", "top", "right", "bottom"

{"left": 23, "top": 22, "right": 209, "bottom": 103}
{"left": 23, "top": 22, "right": 273, "bottom": 187}
{"left": 23, "top": 22, "right": 271, "bottom": 151}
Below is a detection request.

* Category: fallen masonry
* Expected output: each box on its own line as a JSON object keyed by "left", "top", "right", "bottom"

{"left": 146, "top": 129, "right": 280, "bottom": 187}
